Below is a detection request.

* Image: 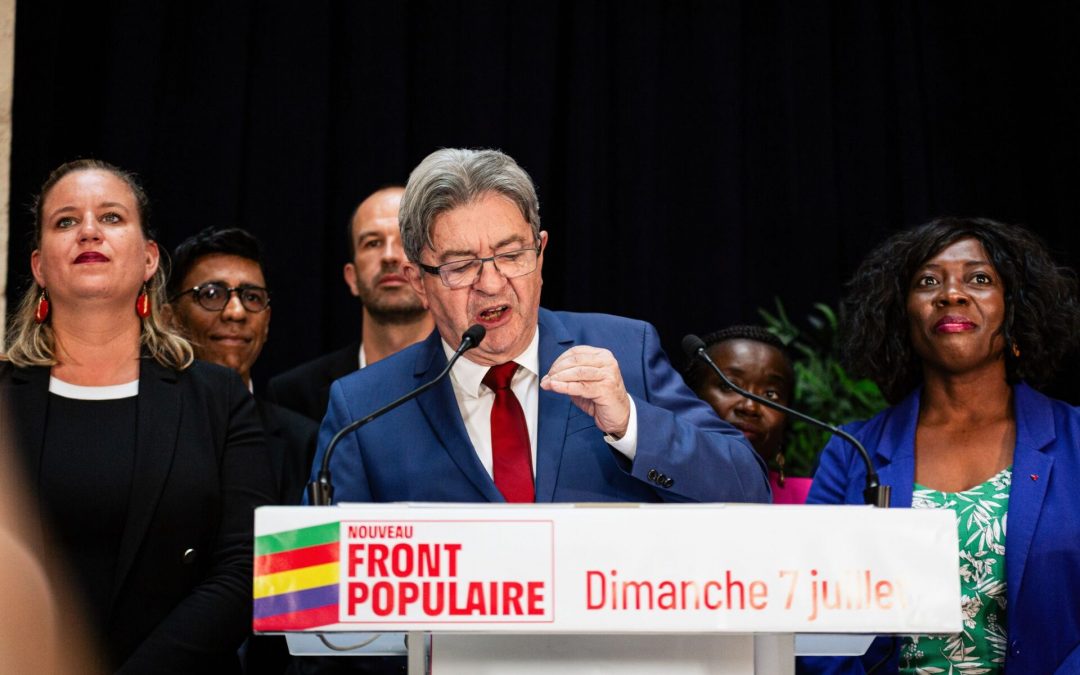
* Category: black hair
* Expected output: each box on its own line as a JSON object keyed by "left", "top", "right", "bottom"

{"left": 840, "top": 217, "right": 1080, "bottom": 403}
{"left": 683, "top": 325, "right": 794, "bottom": 392}
{"left": 167, "top": 227, "right": 269, "bottom": 298}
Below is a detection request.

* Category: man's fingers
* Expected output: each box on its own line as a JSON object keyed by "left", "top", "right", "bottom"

{"left": 546, "top": 346, "right": 616, "bottom": 375}
{"left": 542, "top": 365, "right": 609, "bottom": 384}
{"left": 541, "top": 378, "right": 605, "bottom": 398}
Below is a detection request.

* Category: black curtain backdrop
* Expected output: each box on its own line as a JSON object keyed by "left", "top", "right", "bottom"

{"left": 7, "top": 1, "right": 1078, "bottom": 401}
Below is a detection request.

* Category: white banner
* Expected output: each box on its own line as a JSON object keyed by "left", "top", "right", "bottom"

{"left": 254, "top": 503, "right": 960, "bottom": 635}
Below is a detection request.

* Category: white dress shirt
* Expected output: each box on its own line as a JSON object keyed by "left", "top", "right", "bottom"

{"left": 441, "top": 328, "right": 638, "bottom": 480}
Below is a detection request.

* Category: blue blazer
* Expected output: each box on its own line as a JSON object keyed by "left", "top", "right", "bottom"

{"left": 801, "top": 383, "right": 1080, "bottom": 674}
{"left": 310, "top": 309, "right": 770, "bottom": 504}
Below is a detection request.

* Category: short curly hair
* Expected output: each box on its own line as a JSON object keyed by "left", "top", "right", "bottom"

{"left": 683, "top": 324, "right": 793, "bottom": 393}
{"left": 840, "top": 217, "right": 1080, "bottom": 403}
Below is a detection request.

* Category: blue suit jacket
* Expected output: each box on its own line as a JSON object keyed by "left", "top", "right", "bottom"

{"left": 310, "top": 309, "right": 770, "bottom": 504}
{"left": 801, "top": 383, "right": 1080, "bottom": 674}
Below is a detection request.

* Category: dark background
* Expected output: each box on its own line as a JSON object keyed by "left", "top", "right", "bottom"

{"left": 7, "top": 1, "right": 1078, "bottom": 401}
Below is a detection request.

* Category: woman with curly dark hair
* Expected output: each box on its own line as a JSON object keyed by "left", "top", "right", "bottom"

{"left": 801, "top": 218, "right": 1080, "bottom": 675}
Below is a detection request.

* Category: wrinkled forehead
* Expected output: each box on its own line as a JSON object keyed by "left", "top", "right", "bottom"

{"left": 428, "top": 195, "right": 535, "bottom": 256}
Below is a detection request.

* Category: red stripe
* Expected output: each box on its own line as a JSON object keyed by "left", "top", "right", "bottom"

{"left": 255, "top": 541, "right": 339, "bottom": 576}
{"left": 253, "top": 603, "right": 338, "bottom": 632}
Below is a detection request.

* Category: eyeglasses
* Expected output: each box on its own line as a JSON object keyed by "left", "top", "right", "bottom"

{"left": 418, "top": 246, "right": 541, "bottom": 289}
{"left": 171, "top": 283, "right": 271, "bottom": 313}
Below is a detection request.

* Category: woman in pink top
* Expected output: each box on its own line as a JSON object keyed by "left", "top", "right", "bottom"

{"left": 683, "top": 326, "right": 811, "bottom": 504}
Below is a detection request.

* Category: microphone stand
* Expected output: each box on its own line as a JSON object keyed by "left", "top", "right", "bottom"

{"left": 683, "top": 335, "right": 890, "bottom": 507}
{"left": 307, "top": 325, "right": 486, "bottom": 506}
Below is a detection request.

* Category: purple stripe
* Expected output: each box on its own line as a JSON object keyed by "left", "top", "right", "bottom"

{"left": 254, "top": 584, "right": 339, "bottom": 619}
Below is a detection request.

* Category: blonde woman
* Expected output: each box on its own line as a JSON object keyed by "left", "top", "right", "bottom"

{"left": 1, "top": 160, "right": 274, "bottom": 673}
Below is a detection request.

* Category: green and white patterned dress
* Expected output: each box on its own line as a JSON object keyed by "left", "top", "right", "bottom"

{"left": 900, "top": 467, "right": 1011, "bottom": 675}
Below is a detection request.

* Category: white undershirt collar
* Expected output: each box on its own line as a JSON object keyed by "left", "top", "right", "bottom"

{"left": 49, "top": 377, "right": 139, "bottom": 400}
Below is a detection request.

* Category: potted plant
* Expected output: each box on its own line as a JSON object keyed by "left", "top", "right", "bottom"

{"left": 758, "top": 299, "right": 887, "bottom": 478}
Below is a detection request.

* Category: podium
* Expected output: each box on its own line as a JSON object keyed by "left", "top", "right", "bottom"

{"left": 254, "top": 503, "right": 960, "bottom": 674}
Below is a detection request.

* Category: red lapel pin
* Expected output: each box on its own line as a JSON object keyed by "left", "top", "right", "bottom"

{"left": 1030, "top": 474, "right": 1039, "bottom": 481}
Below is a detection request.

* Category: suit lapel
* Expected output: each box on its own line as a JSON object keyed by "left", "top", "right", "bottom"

{"left": 872, "top": 389, "right": 920, "bottom": 509}
{"left": 412, "top": 334, "right": 505, "bottom": 502}
{"left": 879, "top": 384, "right": 1054, "bottom": 612}
{"left": 256, "top": 400, "right": 289, "bottom": 499}
{"left": 1, "top": 366, "right": 51, "bottom": 555}
{"left": 110, "top": 357, "right": 183, "bottom": 609}
{"left": 534, "top": 309, "right": 575, "bottom": 503}
{"left": 1004, "top": 383, "right": 1054, "bottom": 610}
{"left": 2, "top": 365, "right": 51, "bottom": 489}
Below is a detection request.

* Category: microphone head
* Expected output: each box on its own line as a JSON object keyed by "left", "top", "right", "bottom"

{"left": 681, "top": 334, "right": 707, "bottom": 359}
{"left": 461, "top": 324, "right": 486, "bottom": 349}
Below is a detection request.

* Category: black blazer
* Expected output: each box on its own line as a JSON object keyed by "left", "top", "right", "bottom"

{"left": 255, "top": 399, "right": 318, "bottom": 506}
{"left": 0, "top": 358, "right": 275, "bottom": 673}
{"left": 265, "top": 342, "right": 359, "bottom": 423}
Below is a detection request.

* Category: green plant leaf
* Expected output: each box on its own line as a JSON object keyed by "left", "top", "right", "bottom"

{"left": 813, "top": 303, "right": 838, "bottom": 329}
{"left": 755, "top": 300, "right": 887, "bottom": 477}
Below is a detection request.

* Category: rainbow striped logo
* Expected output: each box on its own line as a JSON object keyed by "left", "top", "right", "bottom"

{"left": 253, "top": 521, "right": 341, "bottom": 631}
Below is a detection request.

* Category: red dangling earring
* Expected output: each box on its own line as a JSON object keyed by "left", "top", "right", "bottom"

{"left": 34, "top": 289, "right": 50, "bottom": 324}
{"left": 136, "top": 284, "right": 152, "bottom": 319}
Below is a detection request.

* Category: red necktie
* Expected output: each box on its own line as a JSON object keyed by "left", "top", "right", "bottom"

{"left": 483, "top": 362, "right": 535, "bottom": 503}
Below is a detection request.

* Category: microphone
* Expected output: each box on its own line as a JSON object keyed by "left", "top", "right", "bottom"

{"left": 682, "top": 334, "right": 890, "bottom": 508}
{"left": 307, "top": 324, "right": 487, "bottom": 506}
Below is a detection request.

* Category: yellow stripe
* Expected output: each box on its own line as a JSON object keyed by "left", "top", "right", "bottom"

{"left": 253, "top": 562, "right": 339, "bottom": 599}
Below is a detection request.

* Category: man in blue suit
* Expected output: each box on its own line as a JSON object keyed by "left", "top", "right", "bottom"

{"left": 311, "top": 148, "right": 770, "bottom": 505}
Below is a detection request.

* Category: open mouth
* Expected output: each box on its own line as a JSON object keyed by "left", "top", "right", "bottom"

{"left": 74, "top": 252, "right": 109, "bottom": 264}
{"left": 478, "top": 305, "right": 509, "bottom": 322}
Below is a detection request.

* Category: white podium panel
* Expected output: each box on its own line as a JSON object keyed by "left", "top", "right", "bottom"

{"left": 431, "top": 634, "right": 755, "bottom": 675}
{"left": 254, "top": 503, "right": 959, "bottom": 674}
{"left": 255, "top": 503, "right": 959, "bottom": 635}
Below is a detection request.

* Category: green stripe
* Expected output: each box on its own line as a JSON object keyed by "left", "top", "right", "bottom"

{"left": 255, "top": 522, "right": 340, "bottom": 556}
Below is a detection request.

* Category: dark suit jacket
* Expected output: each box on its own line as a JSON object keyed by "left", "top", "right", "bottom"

{"left": 266, "top": 342, "right": 359, "bottom": 424}
{"left": 256, "top": 399, "right": 319, "bottom": 505}
{"left": 0, "top": 358, "right": 275, "bottom": 673}
{"left": 312, "top": 309, "right": 771, "bottom": 504}
{"left": 242, "top": 401, "right": 318, "bottom": 675}
{"left": 801, "top": 383, "right": 1080, "bottom": 674}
